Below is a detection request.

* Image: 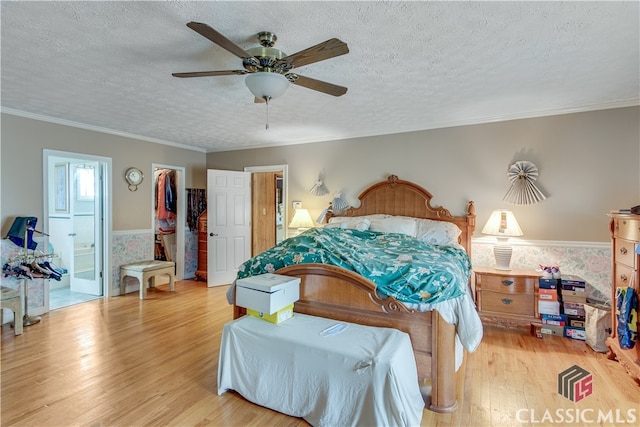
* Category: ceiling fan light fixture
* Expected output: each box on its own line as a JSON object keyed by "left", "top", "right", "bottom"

{"left": 245, "top": 72, "right": 289, "bottom": 101}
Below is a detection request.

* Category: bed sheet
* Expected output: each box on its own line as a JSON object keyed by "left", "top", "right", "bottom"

{"left": 218, "top": 314, "right": 425, "bottom": 427}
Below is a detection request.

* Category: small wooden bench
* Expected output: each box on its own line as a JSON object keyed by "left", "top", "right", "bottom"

{"left": 1, "top": 286, "right": 23, "bottom": 335}
{"left": 120, "top": 260, "right": 175, "bottom": 300}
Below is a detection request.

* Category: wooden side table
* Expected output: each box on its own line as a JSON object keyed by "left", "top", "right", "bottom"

{"left": 474, "top": 266, "right": 541, "bottom": 326}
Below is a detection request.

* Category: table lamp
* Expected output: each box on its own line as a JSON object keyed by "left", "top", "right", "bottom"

{"left": 481, "top": 210, "right": 523, "bottom": 270}
{"left": 289, "top": 208, "right": 314, "bottom": 233}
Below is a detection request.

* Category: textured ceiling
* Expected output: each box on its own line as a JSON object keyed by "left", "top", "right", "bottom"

{"left": 1, "top": 1, "right": 638, "bottom": 153}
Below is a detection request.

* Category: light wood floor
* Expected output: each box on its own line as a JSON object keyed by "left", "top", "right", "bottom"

{"left": 2, "top": 280, "right": 638, "bottom": 426}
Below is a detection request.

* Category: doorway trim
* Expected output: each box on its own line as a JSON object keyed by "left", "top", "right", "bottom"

{"left": 151, "top": 163, "right": 185, "bottom": 280}
{"left": 43, "top": 149, "right": 112, "bottom": 310}
{"left": 244, "top": 164, "right": 288, "bottom": 243}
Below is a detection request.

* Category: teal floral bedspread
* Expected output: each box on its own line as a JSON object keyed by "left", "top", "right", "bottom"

{"left": 237, "top": 227, "right": 472, "bottom": 305}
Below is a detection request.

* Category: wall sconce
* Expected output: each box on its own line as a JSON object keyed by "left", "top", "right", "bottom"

{"left": 309, "top": 175, "right": 329, "bottom": 196}
{"left": 289, "top": 208, "right": 314, "bottom": 232}
{"left": 504, "top": 161, "right": 546, "bottom": 205}
{"left": 316, "top": 192, "right": 350, "bottom": 223}
{"left": 331, "top": 192, "right": 349, "bottom": 211}
{"left": 482, "top": 210, "right": 523, "bottom": 270}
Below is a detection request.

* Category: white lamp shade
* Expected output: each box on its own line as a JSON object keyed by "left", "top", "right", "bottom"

{"left": 245, "top": 72, "right": 289, "bottom": 100}
{"left": 481, "top": 210, "right": 523, "bottom": 237}
{"left": 289, "top": 208, "right": 314, "bottom": 229}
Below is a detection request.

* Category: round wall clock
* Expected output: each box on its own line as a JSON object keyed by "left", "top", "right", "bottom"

{"left": 125, "top": 167, "right": 144, "bottom": 191}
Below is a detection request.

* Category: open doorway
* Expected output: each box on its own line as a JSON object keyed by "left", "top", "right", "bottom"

{"left": 151, "top": 164, "right": 185, "bottom": 281}
{"left": 244, "top": 165, "right": 288, "bottom": 256}
{"left": 44, "top": 150, "right": 111, "bottom": 311}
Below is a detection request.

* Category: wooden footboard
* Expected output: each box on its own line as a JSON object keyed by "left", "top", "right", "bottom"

{"left": 234, "top": 263, "right": 458, "bottom": 412}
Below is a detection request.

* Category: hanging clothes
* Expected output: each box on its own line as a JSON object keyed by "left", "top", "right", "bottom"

{"left": 186, "top": 188, "right": 207, "bottom": 231}
{"left": 165, "top": 170, "right": 177, "bottom": 215}
{"left": 156, "top": 170, "right": 175, "bottom": 221}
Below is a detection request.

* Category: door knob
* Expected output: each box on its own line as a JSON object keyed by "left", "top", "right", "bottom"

{"left": 209, "top": 233, "right": 218, "bottom": 237}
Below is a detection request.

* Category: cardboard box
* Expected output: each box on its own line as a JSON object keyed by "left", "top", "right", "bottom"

{"left": 561, "top": 283, "right": 586, "bottom": 292}
{"left": 561, "top": 275, "right": 586, "bottom": 292}
{"left": 247, "top": 304, "right": 294, "bottom": 324}
{"left": 538, "top": 288, "right": 558, "bottom": 301}
{"left": 567, "top": 315, "right": 585, "bottom": 328}
{"left": 236, "top": 273, "right": 300, "bottom": 314}
{"left": 561, "top": 275, "right": 587, "bottom": 286}
{"left": 538, "top": 278, "right": 559, "bottom": 289}
{"left": 541, "top": 313, "right": 567, "bottom": 326}
{"left": 562, "top": 293, "right": 587, "bottom": 304}
{"left": 562, "top": 289, "right": 587, "bottom": 297}
{"left": 538, "top": 300, "right": 561, "bottom": 316}
{"left": 541, "top": 324, "right": 565, "bottom": 336}
{"left": 563, "top": 301, "right": 586, "bottom": 317}
{"left": 564, "top": 326, "right": 586, "bottom": 341}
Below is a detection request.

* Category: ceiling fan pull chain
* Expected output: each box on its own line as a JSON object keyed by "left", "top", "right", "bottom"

{"left": 265, "top": 96, "right": 270, "bottom": 130}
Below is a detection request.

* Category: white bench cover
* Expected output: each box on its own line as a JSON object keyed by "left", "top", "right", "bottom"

{"left": 218, "top": 313, "right": 424, "bottom": 427}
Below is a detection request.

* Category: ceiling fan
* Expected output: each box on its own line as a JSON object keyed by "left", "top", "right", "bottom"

{"left": 172, "top": 22, "right": 349, "bottom": 103}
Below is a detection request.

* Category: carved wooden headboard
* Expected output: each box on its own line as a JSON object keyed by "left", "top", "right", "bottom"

{"left": 327, "top": 175, "right": 476, "bottom": 255}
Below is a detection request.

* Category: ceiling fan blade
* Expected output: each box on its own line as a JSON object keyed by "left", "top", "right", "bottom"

{"left": 186, "top": 22, "right": 254, "bottom": 59}
{"left": 288, "top": 74, "right": 347, "bottom": 97}
{"left": 278, "top": 38, "right": 349, "bottom": 69}
{"left": 172, "top": 70, "right": 248, "bottom": 78}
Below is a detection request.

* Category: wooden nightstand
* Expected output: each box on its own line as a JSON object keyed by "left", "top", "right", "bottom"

{"left": 474, "top": 267, "right": 542, "bottom": 325}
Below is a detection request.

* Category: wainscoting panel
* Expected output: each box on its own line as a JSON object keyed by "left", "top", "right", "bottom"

{"left": 472, "top": 239, "right": 611, "bottom": 303}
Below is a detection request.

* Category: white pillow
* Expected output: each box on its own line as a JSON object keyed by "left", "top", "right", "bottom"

{"left": 326, "top": 216, "right": 371, "bottom": 231}
{"left": 415, "top": 218, "right": 462, "bottom": 246}
{"left": 369, "top": 216, "right": 417, "bottom": 237}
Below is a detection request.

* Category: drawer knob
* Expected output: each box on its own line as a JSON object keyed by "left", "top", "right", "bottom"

{"left": 501, "top": 298, "right": 513, "bottom": 305}
{"left": 501, "top": 280, "right": 514, "bottom": 287}
{"left": 620, "top": 247, "right": 628, "bottom": 255}
{"left": 620, "top": 274, "right": 628, "bottom": 283}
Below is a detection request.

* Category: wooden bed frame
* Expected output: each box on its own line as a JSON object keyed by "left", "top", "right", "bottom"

{"left": 234, "top": 175, "right": 476, "bottom": 412}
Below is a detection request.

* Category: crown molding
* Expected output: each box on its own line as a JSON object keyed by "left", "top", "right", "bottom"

{"left": 1, "top": 107, "right": 207, "bottom": 153}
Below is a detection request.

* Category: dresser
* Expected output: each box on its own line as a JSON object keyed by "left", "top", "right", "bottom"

{"left": 606, "top": 213, "right": 640, "bottom": 380}
{"left": 194, "top": 210, "right": 207, "bottom": 281}
{"left": 474, "top": 267, "right": 541, "bottom": 325}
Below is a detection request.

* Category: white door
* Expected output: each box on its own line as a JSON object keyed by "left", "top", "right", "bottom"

{"left": 69, "top": 162, "right": 102, "bottom": 295}
{"left": 207, "top": 170, "right": 251, "bottom": 287}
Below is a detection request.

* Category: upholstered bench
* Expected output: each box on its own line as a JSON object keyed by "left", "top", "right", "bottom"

{"left": 120, "top": 260, "right": 175, "bottom": 299}
{"left": 218, "top": 313, "right": 424, "bottom": 426}
{"left": 1, "top": 286, "right": 23, "bottom": 335}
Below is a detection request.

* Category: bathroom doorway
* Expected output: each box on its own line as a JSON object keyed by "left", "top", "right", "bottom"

{"left": 44, "top": 150, "right": 111, "bottom": 311}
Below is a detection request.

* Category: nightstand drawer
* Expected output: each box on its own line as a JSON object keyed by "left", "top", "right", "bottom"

{"left": 476, "top": 274, "right": 535, "bottom": 294}
{"left": 614, "top": 238, "right": 637, "bottom": 268}
{"left": 481, "top": 291, "right": 534, "bottom": 316}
